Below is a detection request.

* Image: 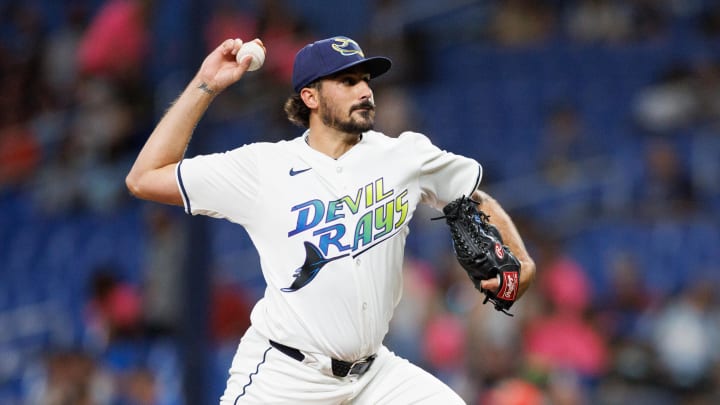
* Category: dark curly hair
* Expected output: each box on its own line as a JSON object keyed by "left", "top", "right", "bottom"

{"left": 283, "top": 81, "right": 321, "bottom": 128}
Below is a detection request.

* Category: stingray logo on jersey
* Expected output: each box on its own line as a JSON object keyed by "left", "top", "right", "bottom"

{"left": 331, "top": 38, "right": 365, "bottom": 57}
{"left": 281, "top": 242, "right": 349, "bottom": 292}
{"left": 284, "top": 178, "right": 409, "bottom": 291}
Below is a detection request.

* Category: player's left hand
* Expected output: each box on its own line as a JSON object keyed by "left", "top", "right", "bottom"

{"left": 437, "top": 195, "right": 522, "bottom": 316}
{"left": 197, "top": 38, "right": 263, "bottom": 93}
{"left": 480, "top": 277, "right": 500, "bottom": 293}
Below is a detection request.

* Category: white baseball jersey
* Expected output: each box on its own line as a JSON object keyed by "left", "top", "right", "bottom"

{"left": 177, "top": 130, "right": 481, "bottom": 362}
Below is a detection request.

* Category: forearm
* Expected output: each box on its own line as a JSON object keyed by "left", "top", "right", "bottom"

{"left": 472, "top": 189, "right": 536, "bottom": 298}
{"left": 125, "top": 77, "right": 215, "bottom": 202}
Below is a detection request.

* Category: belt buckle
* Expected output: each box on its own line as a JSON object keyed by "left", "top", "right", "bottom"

{"left": 349, "top": 355, "right": 375, "bottom": 376}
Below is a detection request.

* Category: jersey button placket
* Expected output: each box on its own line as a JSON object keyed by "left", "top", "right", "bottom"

{"left": 353, "top": 256, "right": 371, "bottom": 352}
{"left": 337, "top": 166, "right": 347, "bottom": 191}
{"left": 359, "top": 255, "right": 365, "bottom": 311}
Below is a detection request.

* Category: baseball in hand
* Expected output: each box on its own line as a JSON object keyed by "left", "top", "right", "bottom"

{"left": 236, "top": 41, "right": 265, "bottom": 71}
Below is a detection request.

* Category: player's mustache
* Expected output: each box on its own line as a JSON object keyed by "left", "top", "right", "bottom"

{"left": 350, "top": 101, "right": 375, "bottom": 113}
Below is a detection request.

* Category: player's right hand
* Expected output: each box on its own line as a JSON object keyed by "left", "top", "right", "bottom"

{"left": 197, "top": 38, "right": 263, "bottom": 93}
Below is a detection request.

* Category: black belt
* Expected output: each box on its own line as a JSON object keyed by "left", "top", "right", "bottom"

{"left": 269, "top": 340, "right": 376, "bottom": 377}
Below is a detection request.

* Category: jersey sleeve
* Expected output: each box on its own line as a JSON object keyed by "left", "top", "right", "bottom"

{"left": 176, "top": 145, "right": 260, "bottom": 224}
{"left": 403, "top": 132, "right": 482, "bottom": 209}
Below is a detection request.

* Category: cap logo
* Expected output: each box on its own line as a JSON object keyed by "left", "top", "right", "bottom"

{"left": 331, "top": 38, "right": 364, "bottom": 57}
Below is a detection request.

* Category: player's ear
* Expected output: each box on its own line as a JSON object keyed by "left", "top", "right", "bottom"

{"left": 300, "top": 87, "right": 319, "bottom": 109}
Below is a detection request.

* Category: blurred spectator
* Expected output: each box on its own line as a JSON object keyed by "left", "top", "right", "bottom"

{"left": 386, "top": 258, "right": 437, "bottom": 365}
{"left": 487, "top": 0, "right": 556, "bottom": 47}
{"left": 597, "top": 253, "right": 655, "bottom": 343}
{"left": 27, "top": 1, "right": 144, "bottom": 215}
{"left": 479, "top": 377, "right": 545, "bottom": 405}
{"left": 210, "top": 281, "right": 252, "bottom": 344}
{"left": 594, "top": 252, "right": 661, "bottom": 402}
{"left": 545, "top": 371, "right": 588, "bottom": 405}
{"left": 141, "top": 207, "right": 186, "bottom": 337}
{"left": 628, "top": 0, "right": 670, "bottom": 42}
{"left": 690, "top": 132, "right": 720, "bottom": 204}
{"left": 633, "top": 64, "right": 698, "bottom": 134}
{"left": 204, "top": 1, "right": 258, "bottom": 51}
{"left": 423, "top": 312, "right": 466, "bottom": 377}
{"left": 692, "top": 58, "right": 720, "bottom": 127}
{"left": 70, "top": 77, "right": 136, "bottom": 161}
{"left": 0, "top": 3, "right": 48, "bottom": 161}
{"left": 523, "top": 304, "right": 609, "bottom": 393}
{"left": 85, "top": 268, "right": 143, "bottom": 348}
{"left": 0, "top": 118, "right": 41, "bottom": 189}
{"left": 422, "top": 257, "right": 477, "bottom": 401}
{"left": 634, "top": 59, "right": 720, "bottom": 134}
{"left": 537, "top": 244, "right": 593, "bottom": 316}
{"left": 77, "top": 0, "right": 152, "bottom": 84}
{"left": 538, "top": 102, "right": 602, "bottom": 187}
{"left": 566, "top": 0, "right": 632, "bottom": 44}
{"left": 254, "top": 0, "right": 316, "bottom": 86}
{"left": 31, "top": 135, "right": 86, "bottom": 214}
{"left": 632, "top": 138, "right": 698, "bottom": 218}
{"left": 364, "top": 0, "right": 430, "bottom": 85}
{"left": 523, "top": 237, "right": 609, "bottom": 387}
{"left": 41, "top": 3, "right": 89, "bottom": 97}
{"left": 116, "top": 366, "right": 157, "bottom": 405}
{"left": 31, "top": 77, "right": 137, "bottom": 214}
{"left": 651, "top": 282, "right": 719, "bottom": 393}
{"left": 465, "top": 289, "right": 528, "bottom": 401}
{"left": 373, "top": 86, "right": 416, "bottom": 138}
{"left": 28, "top": 350, "right": 114, "bottom": 405}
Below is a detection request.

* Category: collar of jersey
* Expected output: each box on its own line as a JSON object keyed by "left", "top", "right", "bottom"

{"left": 300, "top": 131, "right": 365, "bottom": 161}
{"left": 302, "top": 131, "right": 364, "bottom": 145}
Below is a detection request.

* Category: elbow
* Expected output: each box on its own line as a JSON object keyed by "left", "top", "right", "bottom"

{"left": 520, "top": 256, "right": 536, "bottom": 289}
{"left": 123, "top": 167, "right": 182, "bottom": 206}
{"left": 523, "top": 257, "right": 537, "bottom": 284}
{"left": 520, "top": 256, "right": 537, "bottom": 293}
{"left": 125, "top": 173, "right": 144, "bottom": 199}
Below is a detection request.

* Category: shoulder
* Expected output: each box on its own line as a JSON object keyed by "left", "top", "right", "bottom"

{"left": 397, "top": 131, "right": 433, "bottom": 145}
{"left": 227, "top": 136, "right": 303, "bottom": 156}
{"left": 363, "top": 130, "right": 432, "bottom": 148}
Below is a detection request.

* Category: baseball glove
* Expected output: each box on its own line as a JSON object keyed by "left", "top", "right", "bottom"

{"left": 436, "top": 195, "right": 522, "bottom": 315}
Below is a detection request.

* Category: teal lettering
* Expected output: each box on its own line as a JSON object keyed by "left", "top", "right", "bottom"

{"left": 352, "top": 212, "right": 374, "bottom": 250}
{"left": 326, "top": 200, "right": 345, "bottom": 222}
{"left": 288, "top": 200, "right": 325, "bottom": 237}
{"left": 373, "top": 200, "right": 394, "bottom": 240}
{"left": 313, "top": 224, "right": 350, "bottom": 255}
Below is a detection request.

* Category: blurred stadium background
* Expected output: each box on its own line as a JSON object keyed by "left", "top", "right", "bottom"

{"left": 1, "top": 0, "right": 719, "bottom": 404}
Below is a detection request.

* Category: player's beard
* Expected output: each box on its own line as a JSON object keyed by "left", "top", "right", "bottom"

{"left": 319, "top": 96, "right": 375, "bottom": 135}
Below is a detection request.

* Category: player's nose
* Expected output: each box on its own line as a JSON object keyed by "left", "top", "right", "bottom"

{"left": 356, "top": 81, "right": 372, "bottom": 100}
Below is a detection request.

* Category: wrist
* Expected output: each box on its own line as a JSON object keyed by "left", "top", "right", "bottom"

{"left": 197, "top": 81, "right": 217, "bottom": 96}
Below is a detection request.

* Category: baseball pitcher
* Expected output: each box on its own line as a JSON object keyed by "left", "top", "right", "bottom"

{"left": 126, "top": 36, "right": 536, "bottom": 404}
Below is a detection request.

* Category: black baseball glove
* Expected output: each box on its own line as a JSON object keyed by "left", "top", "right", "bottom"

{"left": 436, "top": 195, "right": 522, "bottom": 315}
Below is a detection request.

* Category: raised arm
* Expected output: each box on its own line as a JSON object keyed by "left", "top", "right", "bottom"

{"left": 125, "top": 38, "right": 262, "bottom": 205}
{"left": 472, "top": 189, "right": 536, "bottom": 299}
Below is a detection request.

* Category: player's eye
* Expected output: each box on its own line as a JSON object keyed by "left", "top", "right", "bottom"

{"left": 338, "top": 74, "right": 370, "bottom": 86}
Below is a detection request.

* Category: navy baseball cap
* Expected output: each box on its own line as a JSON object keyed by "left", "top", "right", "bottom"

{"left": 292, "top": 36, "right": 392, "bottom": 93}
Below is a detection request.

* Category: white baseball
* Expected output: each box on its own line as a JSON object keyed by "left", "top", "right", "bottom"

{"left": 236, "top": 41, "right": 265, "bottom": 71}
